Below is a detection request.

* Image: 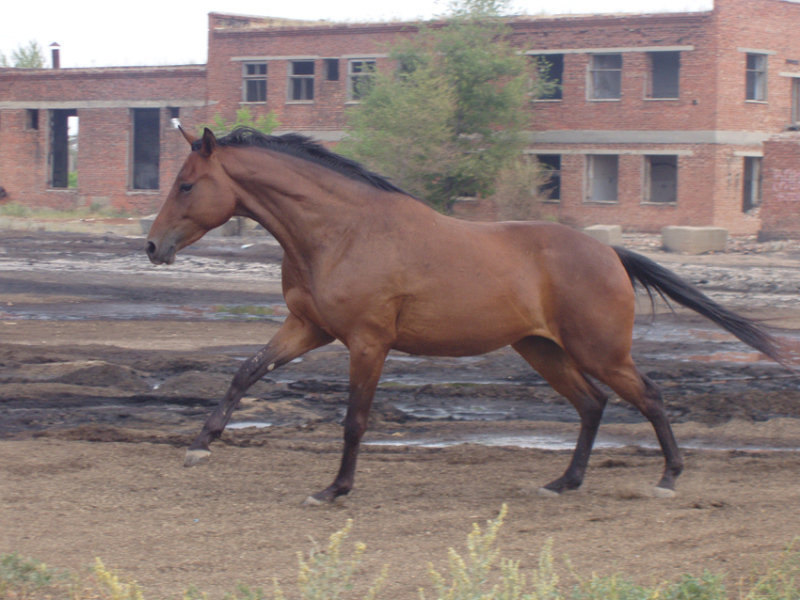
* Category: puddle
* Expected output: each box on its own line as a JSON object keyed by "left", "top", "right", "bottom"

{"left": 367, "top": 433, "right": 800, "bottom": 452}
{"left": 1, "top": 302, "right": 288, "bottom": 322}
{"left": 220, "top": 418, "right": 800, "bottom": 452}
{"left": 228, "top": 421, "right": 272, "bottom": 430}
{"left": 633, "top": 320, "right": 800, "bottom": 364}
{"left": 686, "top": 351, "right": 765, "bottom": 363}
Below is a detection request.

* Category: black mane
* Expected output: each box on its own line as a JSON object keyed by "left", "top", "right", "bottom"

{"left": 204, "top": 127, "right": 409, "bottom": 195}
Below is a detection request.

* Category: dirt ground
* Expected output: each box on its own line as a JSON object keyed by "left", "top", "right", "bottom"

{"left": 1, "top": 228, "right": 800, "bottom": 598}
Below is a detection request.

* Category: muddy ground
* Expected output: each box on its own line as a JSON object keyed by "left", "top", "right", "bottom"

{"left": 1, "top": 228, "right": 800, "bottom": 598}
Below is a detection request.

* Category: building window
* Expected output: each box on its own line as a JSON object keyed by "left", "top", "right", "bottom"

{"left": 742, "top": 156, "right": 762, "bottom": 213}
{"left": 531, "top": 54, "right": 563, "bottom": 100}
{"left": 536, "top": 154, "right": 561, "bottom": 200}
{"left": 131, "top": 108, "right": 160, "bottom": 191}
{"left": 647, "top": 52, "right": 680, "bottom": 99}
{"left": 746, "top": 53, "right": 767, "bottom": 101}
{"left": 325, "top": 58, "right": 340, "bottom": 81}
{"left": 792, "top": 78, "right": 800, "bottom": 124}
{"left": 243, "top": 62, "right": 267, "bottom": 103}
{"left": 50, "top": 109, "right": 78, "bottom": 189}
{"left": 586, "top": 155, "right": 618, "bottom": 202}
{"left": 289, "top": 61, "right": 315, "bottom": 101}
{"left": 167, "top": 107, "right": 180, "bottom": 129}
{"left": 589, "top": 53, "right": 622, "bottom": 100}
{"left": 348, "top": 59, "right": 376, "bottom": 101}
{"left": 644, "top": 155, "right": 678, "bottom": 204}
{"left": 25, "top": 109, "right": 39, "bottom": 130}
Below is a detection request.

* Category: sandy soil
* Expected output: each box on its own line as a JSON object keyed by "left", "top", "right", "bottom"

{"left": 1, "top": 229, "right": 800, "bottom": 598}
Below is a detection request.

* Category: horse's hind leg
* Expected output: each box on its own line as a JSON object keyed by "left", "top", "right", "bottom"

{"left": 599, "top": 366, "right": 683, "bottom": 496}
{"left": 512, "top": 337, "right": 608, "bottom": 495}
{"left": 185, "top": 314, "right": 333, "bottom": 466}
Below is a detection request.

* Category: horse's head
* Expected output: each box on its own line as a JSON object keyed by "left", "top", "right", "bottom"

{"left": 146, "top": 127, "right": 237, "bottom": 265}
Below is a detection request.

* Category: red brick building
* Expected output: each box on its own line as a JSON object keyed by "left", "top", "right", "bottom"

{"left": 1, "top": 0, "right": 799, "bottom": 236}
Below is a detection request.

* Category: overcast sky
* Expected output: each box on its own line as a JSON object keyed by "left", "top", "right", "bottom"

{"left": 1, "top": 0, "right": 713, "bottom": 68}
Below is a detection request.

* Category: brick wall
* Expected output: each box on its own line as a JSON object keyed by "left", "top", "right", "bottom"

{"left": 2, "top": 0, "right": 800, "bottom": 233}
{"left": 760, "top": 132, "right": 800, "bottom": 239}
{"left": 205, "top": 15, "right": 415, "bottom": 131}
{"left": 0, "top": 66, "right": 206, "bottom": 214}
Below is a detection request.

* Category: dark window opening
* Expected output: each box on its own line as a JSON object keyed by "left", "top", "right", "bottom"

{"left": 742, "top": 156, "right": 762, "bottom": 212}
{"left": 325, "top": 58, "right": 340, "bottom": 81}
{"left": 289, "top": 61, "right": 315, "bottom": 101}
{"left": 590, "top": 54, "right": 622, "bottom": 100}
{"left": 348, "top": 59, "right": 376, "bottom": 101}
{"left": 243, "top": 62, "right": 267, "bottom": 102}
{"left": 531, "top": 54, "right": 563, "bottom": 100}
{"left": 167, "top": 107, "right": 181, "bottom": 130}
{"left": 50, "top": 109, "right": 78, "bottom": 189}
{"left": 648, "top": 52, "right": 680, "bottom": 99}
{"left": 586, "top": 155, "right": 618, "bottom": 202}
{"left": 645, "top": 155, "right": 678, "bottom": 203}
{"left": 26, "top": 109, "right": 39, "bottom": 130}
{"left": 536, "top": 154, "right": 561, "bottom": 200}
{"left": 132, "top": 108, "right": 160, "bottom": 190}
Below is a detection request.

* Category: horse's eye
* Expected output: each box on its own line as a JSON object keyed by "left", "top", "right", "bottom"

{"left": 179, "top": 183, "right": 193, "bottom": 193}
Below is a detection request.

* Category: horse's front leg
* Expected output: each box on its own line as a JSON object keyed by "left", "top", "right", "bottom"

{"left": 185, "top": 314, "right": 333, "bottom": 466}
{"left": 306, "top": 338, "right": 389, "bottom": 504}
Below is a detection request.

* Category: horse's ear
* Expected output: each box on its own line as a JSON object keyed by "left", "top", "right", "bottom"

{"left": 200, "top": 127, "right": 217, "bottom": 157}
{"left": 178, "top": 125, "right": 198, "bottom": 146}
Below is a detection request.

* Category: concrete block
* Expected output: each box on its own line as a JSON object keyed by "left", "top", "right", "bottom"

{"left": 140, "top": 214, "right": 156, "bottom": 235}
{"left": 661, "top": 226, "right": 728, "bottom": 254}
{"left": 583, "top": 224, "right": 623, "bottom": 246}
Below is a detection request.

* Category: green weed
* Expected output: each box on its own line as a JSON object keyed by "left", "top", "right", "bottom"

{"left": 0, "top": 523, "right": 798, "bottom": 600}
{"left": 0, "top": 552, "right": 64, "bottom": 599}
{"left": 741, "top": 539, "right": 800, "bottom": 600}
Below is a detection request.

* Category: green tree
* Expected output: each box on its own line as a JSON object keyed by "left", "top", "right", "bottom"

{"left": 3, "top": 41, "right": 46, "bottom": 68}
{"left": 201, "top": 107, "right": 279, "bottom": 136}
{"left": 342, "top": 0, "right": 554, "bottom": 213}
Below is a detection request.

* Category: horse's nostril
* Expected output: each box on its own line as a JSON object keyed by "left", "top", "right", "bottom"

{"left": 146, "top": 241, "right": 156, "bottom": 256}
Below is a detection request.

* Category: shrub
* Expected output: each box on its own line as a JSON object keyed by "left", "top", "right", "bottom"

{"left": 0, "top": 552, "right": 64, "bottom": 599}
{"left": 0, "top": 523, "right": 798, "bottom": 599}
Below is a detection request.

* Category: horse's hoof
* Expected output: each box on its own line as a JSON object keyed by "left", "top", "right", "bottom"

{"left": 302, "top": 495, "right": 324, "bottom": 506}
{"left": 653, "top": 486, "right": 676, "bottom": 499}
{"left": 537, "top": 487, "right": 561, "bottom": 498}
{"left": 184, "top": 449, "right": 211, "bottom": 467}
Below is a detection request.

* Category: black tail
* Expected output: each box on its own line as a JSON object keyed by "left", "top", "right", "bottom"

{"left": 613, "top": 246, "right": 786, "bottom": 365}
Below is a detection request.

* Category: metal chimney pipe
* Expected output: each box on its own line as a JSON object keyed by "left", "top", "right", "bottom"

{"left": 50, "top": 43, "right": 60, "bottom": 69}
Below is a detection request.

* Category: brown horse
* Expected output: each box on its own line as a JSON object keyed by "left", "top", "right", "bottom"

{"left": 146, "top": 127, "right": 785, "bottom": 503}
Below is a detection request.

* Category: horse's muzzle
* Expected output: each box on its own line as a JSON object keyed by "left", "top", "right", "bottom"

{"left": 145, "top": 240, "right": 176, "bottom": 265}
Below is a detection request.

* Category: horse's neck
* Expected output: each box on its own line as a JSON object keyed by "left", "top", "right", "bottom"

{"left": 226, "top": 149, "right": 385, "bottom": 263}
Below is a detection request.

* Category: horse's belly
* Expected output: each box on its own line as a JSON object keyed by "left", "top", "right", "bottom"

{"left": 392, "top": 304, "right": 541, "bottom": 357}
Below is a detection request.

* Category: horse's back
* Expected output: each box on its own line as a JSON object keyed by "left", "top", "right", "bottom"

{"left": 390, "top": 218, "right": 635, "bottom": 358}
